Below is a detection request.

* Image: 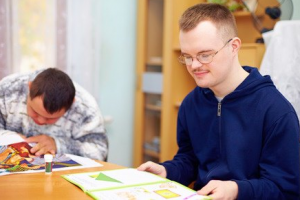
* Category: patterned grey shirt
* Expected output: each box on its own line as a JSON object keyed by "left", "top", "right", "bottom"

{"left": 0, "top": 70, "right": 108, "bottom": 160}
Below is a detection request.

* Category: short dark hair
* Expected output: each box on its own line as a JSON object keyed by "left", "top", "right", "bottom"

{"left": 29, "top": 68, "right": 75, "bottom": 114}
{"left": 179, "top": 3, "right": 238, "bottom": 41}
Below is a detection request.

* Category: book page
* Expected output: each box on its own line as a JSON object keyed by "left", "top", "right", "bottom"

{"left": 62, "top": 168, "right": 168, "bottom": 192}
{"left": 87, "top": 181, "right": 210, "bottom": 200}
{"left": 0, "top": 133, "right": 25, "bottom": 145}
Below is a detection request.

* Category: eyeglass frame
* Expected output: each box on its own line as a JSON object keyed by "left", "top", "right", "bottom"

{"left": 178, "top": 38, "right": 233, "bottom": 66}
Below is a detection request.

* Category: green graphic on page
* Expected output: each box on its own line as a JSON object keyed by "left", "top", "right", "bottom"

{"left": 90, "top": 173, "right": 123, "bottom": 184}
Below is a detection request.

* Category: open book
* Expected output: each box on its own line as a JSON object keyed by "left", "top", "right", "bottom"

{"left": 62, "top": 168, "right": 211, "bottom": 200}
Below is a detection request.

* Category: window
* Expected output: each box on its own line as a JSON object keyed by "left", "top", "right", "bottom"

{"left": 17, "top": 0, "right": 55, "bottom": 72}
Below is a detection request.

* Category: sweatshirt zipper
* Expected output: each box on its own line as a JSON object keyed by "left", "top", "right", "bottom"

{"left": 217, "top": 102, "right": 221, "bottom": 116}
{"left": 206, "top": 102, "right": 222, "bottom": 182}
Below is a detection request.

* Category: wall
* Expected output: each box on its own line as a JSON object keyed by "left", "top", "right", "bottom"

{"left": 98, "top": 0, "right": 137, "bottom": 167}
{"left": 292, "top": 0, "right": 300, "bottom": 19}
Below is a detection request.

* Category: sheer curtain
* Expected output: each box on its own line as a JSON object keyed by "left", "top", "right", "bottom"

{"left": 260, "top": 20, "right": 300, "bottom": 118}
{"left": 65, "top": 0, "right": 101, "bottom": 97}
{"left": 0, "top": 0, "right": 14, "bottom": 78}
{"left": 0, "top": 0, "right": 56, "bottom": 77}
{"left": 0, "top": 0, "right": 101, "bottom": 99}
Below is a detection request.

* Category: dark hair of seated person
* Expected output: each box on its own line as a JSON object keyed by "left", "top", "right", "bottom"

{"left": 29, "top": 68, "right": 75, "bottom": 114}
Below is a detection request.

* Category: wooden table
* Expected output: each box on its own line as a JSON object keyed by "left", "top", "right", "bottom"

{"left": 0, "top": 161, "right": 124, "bottom": 199}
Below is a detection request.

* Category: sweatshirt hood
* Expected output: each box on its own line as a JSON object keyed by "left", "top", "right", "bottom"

{"left": 203, "top": 66, "right": 275, "bottom": 100}
{"left": 234, "top": 66, "right": 275, "bottom": 96}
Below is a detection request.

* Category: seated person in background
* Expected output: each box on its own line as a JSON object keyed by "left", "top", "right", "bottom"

{"left": 137, "top": 3, "right": 300, "bottom": 200}
{"left": 0, "top": 68, "right": 108, "bottom": 161}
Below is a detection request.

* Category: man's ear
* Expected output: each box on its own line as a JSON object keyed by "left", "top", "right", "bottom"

{"left": 73, "top": 98, "right": 75, "bottom": 103}
{"left": 231, "top": 37, "right": 241, "bottom": 54}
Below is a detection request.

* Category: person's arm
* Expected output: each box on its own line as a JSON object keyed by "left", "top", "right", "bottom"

{"left": 50, "top": 83, "right": 108, "bottom": 161}
{"left": 53, "top": 108, "right": 108, "bottom": 161}
{"left": 0, "top": 80, "right": 7, "bottom": 135}
{"left": 0, "top": 73, "right": 29, "bottom": 137}
{"left": 197, "top": 111, "right": 300, "bottom": 200}
{"left": 137, "top": 103, "right": 198, "bottom": 184}
{"left": 235, "top": 111, "right": 300, "bottom": 199}
{"left": 51, "top": 84, "right": 108, "bottom": 161}
{"left": 138, "top": 101, "right": 198, "bottom": 184}
{"left": 161, "top": 102, "right": 199, "bottom": 186}
{"left": 0, "top": 81, "right": 17, "bottom": 136}
{"left": 23, "top": 110, "right": 108, "bottom": 159}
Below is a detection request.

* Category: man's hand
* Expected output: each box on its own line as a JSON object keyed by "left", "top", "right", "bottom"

{"left": 25, "top": 135, "right": 57, "bottom": 156}
{"left": 197, "top": 180, "right": 238, "bottom": 200}
{"left": 137, "top": 161, "right": 167, "bottom": 178}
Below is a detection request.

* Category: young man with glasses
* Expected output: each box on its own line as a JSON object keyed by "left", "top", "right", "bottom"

{"left": 138, "top": 3, "right": 300, "bottom": 199}
{"left": 0, "top": 68, "right": 108, "bottom": 161}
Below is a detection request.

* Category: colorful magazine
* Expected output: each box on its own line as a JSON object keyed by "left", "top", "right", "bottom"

{"left": 0, "top": 134, "right": 102, "bottom": 176}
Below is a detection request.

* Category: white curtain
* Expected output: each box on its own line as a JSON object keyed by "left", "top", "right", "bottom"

{"left": 65, "top": 0, "right": 101, "bottom": 98}
{"left": 0, "top": 0, "right": 101, "bottom": 100}
{"left": 0, "top": 0, "right": 56, "bottom": 76}
{"left": 260, "top": 20, "right": 300, "bottom": 118}
{"left": 0, "top": 0, "right": 15, "bottom": 78}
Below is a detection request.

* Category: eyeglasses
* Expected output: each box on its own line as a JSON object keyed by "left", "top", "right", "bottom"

{"left": 178, "top": 38, "right": 233, "bottom": 66}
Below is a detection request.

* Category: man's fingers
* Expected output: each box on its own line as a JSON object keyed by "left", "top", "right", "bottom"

{"left": 49, "top": 149, "right": 56, "bottom": 155}
{"left": 25, "top": 135, "right": 57, "bottom": 156}
{"left": 137, "top": 161, "right": 153, "bottom": 171}
{"left": 34, "top": 146, "right": 51, "bottom": 156}
{"left": 198, "top": 181, "right": 218, "bottom": 195}
{"left": 30, "top": 143, "right": 47, "bottom": 156}
{"left": 25, "top": 135, "right": 39, "bottom": 143}
{"left": 30, "top": 143, "right": 40, "bottom": 154}
{"left": 35, "top": 147, "right": 46, "bottom": 156}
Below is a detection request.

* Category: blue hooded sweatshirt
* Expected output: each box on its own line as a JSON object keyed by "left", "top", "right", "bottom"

{"left": 162, "top": 67, "right": 300, "bottom": 199}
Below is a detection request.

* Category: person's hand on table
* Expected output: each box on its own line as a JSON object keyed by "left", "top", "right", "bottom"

{"left": 25, "top": 134, "right": 57, "bottom": 156}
